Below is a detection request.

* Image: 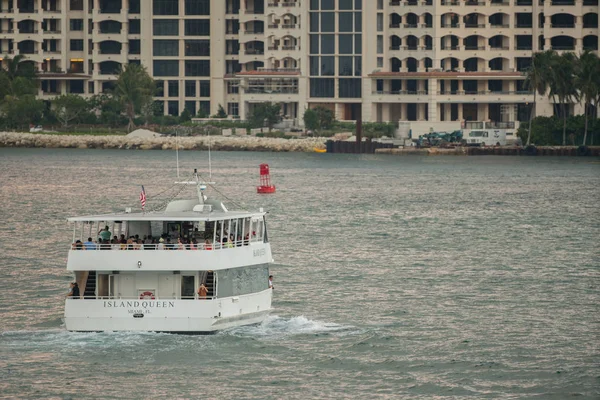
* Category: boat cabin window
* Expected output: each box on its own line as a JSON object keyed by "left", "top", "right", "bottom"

{"left": 70, "top": 215, "right": 268, "bottom": 250}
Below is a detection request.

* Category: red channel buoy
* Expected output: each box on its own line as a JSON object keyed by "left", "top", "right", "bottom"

{"left": 257, "top": 163, "right": 276, "bottom": 194}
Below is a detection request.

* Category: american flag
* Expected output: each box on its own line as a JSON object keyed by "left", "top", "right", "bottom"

{"left": 140, "top": 185, "right": 146, "bottom": 211}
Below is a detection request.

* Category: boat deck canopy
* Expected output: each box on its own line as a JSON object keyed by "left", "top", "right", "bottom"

{"left": 68, "top": 210, "right": 265, "bottom": 222}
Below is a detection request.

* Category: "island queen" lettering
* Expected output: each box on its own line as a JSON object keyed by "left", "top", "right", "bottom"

{"left": 103, "top": 300, "right": 175, "bottom": 308}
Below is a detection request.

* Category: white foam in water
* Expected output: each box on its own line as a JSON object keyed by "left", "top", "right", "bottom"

{"left": 223, "top": 315, "right": 354, "bottom": 338}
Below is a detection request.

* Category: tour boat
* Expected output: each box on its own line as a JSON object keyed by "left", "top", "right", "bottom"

{"left": 64, "top": 170, "right": 274, "bottom": 333}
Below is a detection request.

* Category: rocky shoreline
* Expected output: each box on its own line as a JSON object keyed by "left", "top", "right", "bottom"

{"left": 0, "top": 132, "right": 327, "bottom": 152}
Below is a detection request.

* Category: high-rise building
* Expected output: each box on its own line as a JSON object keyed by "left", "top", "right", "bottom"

{"left": 0, "top": 0, "right": 597, "bottom": 125}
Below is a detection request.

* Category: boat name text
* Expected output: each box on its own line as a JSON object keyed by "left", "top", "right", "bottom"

{"left": 253, "top": 248, "right": 266, "bottom": 257}
{"left": 103, "top": 300, "right": 175, "bottom": 308}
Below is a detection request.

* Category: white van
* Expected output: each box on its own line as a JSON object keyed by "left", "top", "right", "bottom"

{"left": 465, "top": 129, "right": 507, "bottom": 146}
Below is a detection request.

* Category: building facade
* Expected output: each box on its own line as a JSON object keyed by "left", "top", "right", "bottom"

{"left": 0, "top": 0, "right": 597, "bottom": 125}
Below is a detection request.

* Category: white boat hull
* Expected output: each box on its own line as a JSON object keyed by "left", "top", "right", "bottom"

{"left": 64, "top": 289, "right": 273, "bottom": 333}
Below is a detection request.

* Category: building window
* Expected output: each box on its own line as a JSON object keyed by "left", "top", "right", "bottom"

{"left": 168, "top": 80, "right": 179, "bottom": 97}
{"left": 321, "top": 35, "right": 335, "bottom": 54}
{"left": 199, "top": 81, "right": 210, "bottom": 97}
{"left": 310, "top": 78, "right": 334, "bottom": 97}
{"left": 185, "top": 81, "right": 196, "bottom": 97}
{"left": 339, "top": 56, "right": 353, "bottom": 76}
{"left": 199, "top": 101, "right": 210, "bottom": 115}
{"left": 70, "top": 19, "right": 83, "bottom": 31}
{"left": 185, "top": 40, "right": 210, "bottom": 56}
{"left": 70, "top": 0, "right": 83, "bottom": 11}
{"left": 129, "top": 0, "right": 141, "bottom": 13}
{"left": 185, "top": 60, "right": 210, "bottom": 76}
{"left": 185, "top": 0, "right": 209, "bottom": 15}
{"left": 227, "top": 81, "right": 239, "bottom": 94}
{"left": 153, "top": 60, "right": 179, "bottom": 76}
{"left": 70, "top": 39, "right": 84, "bottom": 51}
{"left": 185, "top": 101, "right": 196, "bottom": 115}
{"left": 153, "top": 0, "right": 179, "bottom": 16}
{"left": 377, "top": 57, "right": 383, "bottom": 68}
{"left": 227, "top": 103, "right": 239, "bottom": 117}
{"left": 129, "top": 40, "right": 140, "bottom": 54}
{"left": 226, "top": 60, "right": 241, "bottom": 74}
{"left": 339, "top": 78, "right": 362, "bottom": 98}
{"left": 185, "top": 20, "right": 210, "bottom": 36}
{"left": 153, "top": 19, "right": 179, "bottom": 36}
{"left": 153, "top": 40, "right": 179, "bottom": 56}
{"left": 69, "top": 80, "right": 84, "bottom": 94}
{"left": 129, "top": 19, "right": 141, "bottom": 34}
{"left": 167, "top": 100, "right": 179, "bottom": 116}
{"left": 155, "top": 80, "right": 165, "bottom": 97}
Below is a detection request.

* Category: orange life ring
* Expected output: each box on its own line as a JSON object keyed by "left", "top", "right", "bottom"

{"left": 139, "top": 291, "right": 155, "bottom": 300}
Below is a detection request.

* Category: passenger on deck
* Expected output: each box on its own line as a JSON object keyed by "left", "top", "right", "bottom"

{"left": 197, "top": 283, "right": 208, "bottom": 299}
{"left": 268, "top": 275, "right": 274, "bottom": 290}
{"left": 169, "top": 226, "right": 180, "bottom": 240}
{"left": 157, "top": 237, "right": 165, "bottom": 250}
{"left": 190, "top": 238, "right": 198, "bottom": 250}
{"left": 84, "top": 237, "right": 96, "bottom": 250}
{"left": 98, "top": 226, "right": 111, "bottom": 241}
{"left": 144, "top": 235, "right": 153, "bottom": 250}
{"left": 72, "top": 240, "right": 83, "bottom": 250}
{"left": 204, "top": 239, "right": 212, "bottom": 250}
{"left": 111, "top": 239, "right": 120, "bottom": 250}
{"left": 177, "top": 238, "right": 185, "bottom": 250}
{"left": 70, "top": 282, "right": 80, "bottom": 299}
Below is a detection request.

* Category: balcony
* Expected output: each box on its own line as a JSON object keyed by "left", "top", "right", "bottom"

{"left": 245, "top": 87, "right": 298, "bottom": 94}
{"left": 371, "top": 90, "right": 430, "bottom": 103}
{"left": 436, "top": 91, "right": 534, "bottom": 103}
{"left": 244, "top": 49, "right": 265, "bottom": 55}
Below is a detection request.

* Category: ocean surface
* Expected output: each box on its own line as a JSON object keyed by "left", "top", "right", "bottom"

{"left": 0, "top": 148, "right": 598, "bottom": 399}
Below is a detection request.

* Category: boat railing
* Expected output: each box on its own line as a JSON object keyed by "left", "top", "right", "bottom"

{"left": 71, "top": 238, "right": 263, "bottom": 251}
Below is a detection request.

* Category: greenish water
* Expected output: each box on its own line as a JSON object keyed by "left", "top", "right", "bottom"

{"left": 0, "top": 148, "right": 598, "bottom": 399}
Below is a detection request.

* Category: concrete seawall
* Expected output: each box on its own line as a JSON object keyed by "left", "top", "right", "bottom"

{"left": 0, "top": 132, "right": 327, "bottom": 152}
{"left": 376, "top": 146, "right": 600, "bottom": 156}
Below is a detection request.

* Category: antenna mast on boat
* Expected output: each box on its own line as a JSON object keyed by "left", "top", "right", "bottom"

{"left": 208, "top": 133, "right": 212, "bottom": 180}
{"left": 176, "top": 129, "right": 180, "bottom": 179}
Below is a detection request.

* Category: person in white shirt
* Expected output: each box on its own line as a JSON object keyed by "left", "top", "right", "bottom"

{"left": 268, "top": 275, "right": 274, "bottom": 290}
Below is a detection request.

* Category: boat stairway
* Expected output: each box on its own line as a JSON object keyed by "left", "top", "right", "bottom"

{"left": 205, "top": 271, "right": 215, "bottom": 297}
{"left": 84, "top": 271, "right": 96, "bottom": 298}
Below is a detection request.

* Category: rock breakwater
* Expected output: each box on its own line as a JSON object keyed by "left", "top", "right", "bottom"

{"left": 0, "top": 132, "right": 327, "bottom": 152}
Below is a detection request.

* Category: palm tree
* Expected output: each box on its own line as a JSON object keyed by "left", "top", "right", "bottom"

{"left": 113, "top": 63, "right": 155, "bottom": 132}
{"left": 575, "top": 51, "right": 600, "bottom": 146}
{"left": 524, "top": 51, "right": 553, "bottom": 146}
{"left": 0, "top": 54, "right": 37, "bottom": 98}
{"left": 548, "top": 52, "right": 578, "bottom": 146}
{"left": 3, "top": 54, "right": 36, "bottom": 80}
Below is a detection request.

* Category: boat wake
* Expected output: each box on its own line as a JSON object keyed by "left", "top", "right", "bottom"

{"left": 222, "top": 315, "right": 357, "bottom": 338}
